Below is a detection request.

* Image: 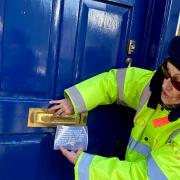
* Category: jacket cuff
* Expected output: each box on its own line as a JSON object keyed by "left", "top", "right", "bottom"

{"left": 75, "top": 152, "right": 94, "bottom": 180}
{"left": 64, "top": 86, "right": 87, "bottom": 114}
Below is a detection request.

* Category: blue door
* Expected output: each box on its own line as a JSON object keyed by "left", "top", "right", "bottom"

{"left": 156, "top": 0, "right": 180, "bottom": 66}
{"left": 0, "top": 0, "right": 155, "bottom": 179}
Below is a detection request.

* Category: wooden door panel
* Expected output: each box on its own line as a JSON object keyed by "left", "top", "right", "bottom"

{"left": 0, "top": 134, "right": 53, "bottom": 180}
{"left": 74, "top": 0, "right": 131, "bottom": 81}
{"left": 1, "top": 0, "right": 53, "bottom": 97}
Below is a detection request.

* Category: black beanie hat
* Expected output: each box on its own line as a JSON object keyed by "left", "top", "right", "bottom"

{"left": 168, "top": 36, "right": 180, "bottom": 70}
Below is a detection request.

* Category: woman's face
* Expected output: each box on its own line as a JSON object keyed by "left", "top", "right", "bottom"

{"left": 161, "top": 62, "right": 180, "bottom": 105}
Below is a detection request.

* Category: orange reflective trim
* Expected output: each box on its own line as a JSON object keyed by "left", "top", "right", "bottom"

{"left": 153, "top": 116, "right": 170, "bottom": 127}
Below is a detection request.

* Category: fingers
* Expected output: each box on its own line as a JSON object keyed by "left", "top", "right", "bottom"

{"left": 55, "top": 108, "right": 64, "bottom": 115}
{"left": 60, "top": 147, "right": 75, "bottom": 164}
{"left": 76, "top": 148, "right": 83, "bottom": 157}
{"left": 48, "top": 99, "right": 74, "bottom": 115}
{"left": 49, "top": 100, "right": 64, "bottom": 104}
{"left": 59, "top": 147, "right": 68, "bottom": 155}
{"left": 48, "top": 104, "right": 62, "bottom": 111}
{"left": 48, "top": 104, "right": 67, "bottom": 115}
{"left": 48, "top": 100, "right": 64, "bottom": 114}
{"left": 59, "top": 147, "right": 83, "bottom": 165}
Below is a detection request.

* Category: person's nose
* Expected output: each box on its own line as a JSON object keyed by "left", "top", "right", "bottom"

{"left": 163, "top": 78, "right": 173, "bottom": 91}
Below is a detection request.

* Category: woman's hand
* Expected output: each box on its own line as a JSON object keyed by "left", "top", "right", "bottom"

{"left": 48, "top": 99, "right": 74, "bottom": 115}
{"left": 60, "top": 147, "right": 82, "bottom": 165}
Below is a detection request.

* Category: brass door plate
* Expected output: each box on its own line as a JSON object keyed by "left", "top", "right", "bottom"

{"left": 28, "top": 108, "right": 87, "bottom": 127}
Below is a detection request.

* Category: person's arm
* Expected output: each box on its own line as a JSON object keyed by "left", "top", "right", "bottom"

{"left": 60, "top": 133, "right": 180, "bottom": 180}
{"left": 65, "top": 67, "right": 154, "bottom": 114}
{"left": 64, "top": 69, "right": 119, "bottom": 114}
{"left": 48, "top": 69, "right": 119, "bottom": 115}
{"left": 48, "top": 67, "right": 154, "bottom": 115}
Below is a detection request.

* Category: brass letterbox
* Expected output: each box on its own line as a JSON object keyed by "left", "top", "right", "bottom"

{"left": 28, "top": 108, "right": 87, "bottom": 127}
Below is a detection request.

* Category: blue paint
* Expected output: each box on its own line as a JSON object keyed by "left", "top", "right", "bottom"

{"left": 156, "top": 0, "right": 180, "bottom": 68}
{"left": 74, "top": 0, "right": 131, "bottom": 81}
{"left": 0, "top": 0, "right": 178, "bottom": 179}
{"left": 2, "top": 0, "right": 53, "bottom": 93}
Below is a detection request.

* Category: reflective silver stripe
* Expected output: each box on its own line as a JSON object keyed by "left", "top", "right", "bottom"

{"left": 147, "top": 155, "right": 168, "bottom": 180}
{"left": 78, "top": 153, "right": 94, "bottom": 180}
{"left": 166, "top": 129, "right": 180, "bottom": 143}
{"left": 135, "top": 81, "right": 151, "bottom": 116}
{"left": 128, "top": 136, "right": 151, "bottom": 156}
{"left": 116, "top": 68, "right": 127, "bottom": 106}
{"left": 66, "top": 86, "right": 87, "bottom": 113}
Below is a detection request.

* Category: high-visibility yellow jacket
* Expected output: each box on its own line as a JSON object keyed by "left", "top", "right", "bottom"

{"left": 64, "top": 67, "right": 180, "bottom": 180}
